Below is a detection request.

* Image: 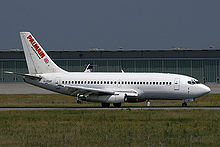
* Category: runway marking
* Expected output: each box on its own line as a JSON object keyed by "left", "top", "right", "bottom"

{"left": 0, "top": 107, "right": 220, "bottom": 111}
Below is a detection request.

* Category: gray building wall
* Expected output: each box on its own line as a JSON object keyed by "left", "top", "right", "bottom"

{"left": 0, "top": 49, "right": 220, "bottom": 83}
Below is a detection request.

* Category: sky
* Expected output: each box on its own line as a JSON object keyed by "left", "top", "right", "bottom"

{"left": 1, "top": 0, "right": 220, "bottom": 50}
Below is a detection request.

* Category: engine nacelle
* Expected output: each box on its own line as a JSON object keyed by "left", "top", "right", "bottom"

{"left": 86, "top": 93, "right": 126, "bottom": 103}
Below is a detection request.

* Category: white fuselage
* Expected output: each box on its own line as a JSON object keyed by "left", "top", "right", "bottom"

{"left": 25, "top": 72, "right": 211, "bottom": 103}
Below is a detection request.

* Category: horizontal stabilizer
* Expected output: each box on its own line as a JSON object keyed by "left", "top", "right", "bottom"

{"left": 4, "top": 71, "right": 42, "bottom": 80}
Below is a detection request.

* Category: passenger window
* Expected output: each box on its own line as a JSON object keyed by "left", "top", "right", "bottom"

{"left": 121, "top": 81, "right": 124, "bottom": 84}
{"left": 153, "top": 82, "right": 155, "bottom": 85}
{"left": 134, "top": 82, "right": 136, "bottom": 84}
{"left": 97, "top": 81, "right": 99, "bottom": 84}
{"left": 62, "top": 81, "right": 64, "bottom": 84}
{"left": 114, "top": 81, "right": 117, "bottom": 84}
{"left": 104, "top": 81, "right": 106, "bottom": 84}
{"left": 128, "top": 82, "right": 130, "bottom": 84}
{"left": 159, "top": 82, "right": 162, "bottom": 85}
{"left": 100, "top": 81, "right": 103, "bottom": 84}
{"left": 169, "top": 82, "right": 171, "bottom": 85}
{"left": 107, "top": 81, "right": 109, "bottom": 84}
{"left": 156, "top": 82, "right": 158, "bottom": 85}
{"left": 137, "top": 82, "right": 139, "bottom": 84}
{"left": 166, "top": 82, "right": 168, "bottom": 85}
{"left": 91, "top": 81, "right": 93, "bottom": 84}
{"left": 140, "top": 82, "right": 142, "bottom": 84}
{"left": 131, "top": 82, "right": 133, "bottom": 84}
{"left": 88, "top": 81, "right": 90, "bottom": 84}
{"left": 163, "top": 82, "right": 165, "bottom": 85}
{"left": 150, "top": 82, "right": 152, "bottom": 85}
{"left": 143, "top": 82, "right": 145, "bottom": 84}
{"left": 84, "top": 81, "right": 87, "bottom": 84}
{"left": 94, "top": 81, "right": 96, "bottom": 84}
{"left": 81, "top": 81, "right": 83, "bottom": 84}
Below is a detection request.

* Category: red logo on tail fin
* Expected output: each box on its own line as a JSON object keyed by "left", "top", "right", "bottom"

{"left": 27, "top": 35, "right": 45, "bottom": 58}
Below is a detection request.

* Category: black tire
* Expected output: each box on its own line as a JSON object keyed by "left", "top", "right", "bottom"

{"left": 113, "top": 103, "right": 121, "bottom": 108}
{"left": 182, "top": 102, "right": 187, "bottom": 107}
{"left": 101, "top": 103, "right": 110, "bottom": 108}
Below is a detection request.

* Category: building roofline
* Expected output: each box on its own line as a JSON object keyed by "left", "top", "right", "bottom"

{"left": 1, "top": 48, "right": 220, "bottom": 52}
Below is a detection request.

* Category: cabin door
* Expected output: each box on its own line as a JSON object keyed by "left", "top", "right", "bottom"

{"left": 55, "top": 77, "right": 61, "bottom": 89}
{"left": 174, "top": 78, "right": 180, "bottom": 90}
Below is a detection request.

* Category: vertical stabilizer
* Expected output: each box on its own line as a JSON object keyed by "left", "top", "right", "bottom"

{"left": 20, "top": 32, "right": 66, "bottom": 74}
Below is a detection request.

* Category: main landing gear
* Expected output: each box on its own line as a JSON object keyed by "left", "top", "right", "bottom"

{"left": 101, "top": 103, "right": 110, "bottom": 108}
{"left": 101, "top": 103, "right": 122, "bottom": 108}
{"left": 113, "top": 103, "right": 121, "bottom": 108}
{"left": 182, "top": 102, "right": 187, "bottom": 107}
{"left": 76, "top": 94, "right": 81, "bottom": 104}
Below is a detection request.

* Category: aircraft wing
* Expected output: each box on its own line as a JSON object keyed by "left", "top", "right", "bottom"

{"left": 63, "top": 85, "right": 138, "bottom": 97}
{"left": 63, "top": 85, "right": 115, "bottom": 96}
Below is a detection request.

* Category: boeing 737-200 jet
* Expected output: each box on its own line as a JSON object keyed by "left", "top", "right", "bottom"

{"left": 6, "top": 32, "right": 211, "bottom": 107}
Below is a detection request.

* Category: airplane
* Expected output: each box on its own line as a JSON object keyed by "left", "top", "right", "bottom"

{"left": 5, "top": 32, "right": 211, "bottom": 107}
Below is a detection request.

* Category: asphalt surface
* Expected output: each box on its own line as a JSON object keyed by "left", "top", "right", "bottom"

{"left": 0, "top": 107, "right": 220, "bottom": 111}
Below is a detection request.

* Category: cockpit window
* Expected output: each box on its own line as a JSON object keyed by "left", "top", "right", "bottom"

{"left": 188, "top": 79, "right": 200, "bottom": 85}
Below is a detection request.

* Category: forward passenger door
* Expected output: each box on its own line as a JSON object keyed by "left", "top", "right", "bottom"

{"left": 174, "top": 78, "right": 180, "bottom": 90}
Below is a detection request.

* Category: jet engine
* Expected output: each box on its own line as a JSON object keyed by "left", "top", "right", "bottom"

{"left": 86, "top": 93, "right": 126, "bottom": 103}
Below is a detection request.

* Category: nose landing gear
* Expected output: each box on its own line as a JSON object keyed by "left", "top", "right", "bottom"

{"left": 182, "top": 99, "right": 194, "bottom": 107}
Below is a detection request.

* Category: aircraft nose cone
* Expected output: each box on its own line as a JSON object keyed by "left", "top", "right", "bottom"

{"left": 202, "top": 85, "right": 211, "bottom": 95}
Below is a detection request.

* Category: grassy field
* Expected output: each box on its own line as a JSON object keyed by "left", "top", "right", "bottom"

{"left": 0, "top": 93, "right": 220, "bottom": 107}
{"left": 0, "top": 110, "right": 219, "bottom": 146}
{"left": 0, "top": 94, "right": 220, "bottom": 146}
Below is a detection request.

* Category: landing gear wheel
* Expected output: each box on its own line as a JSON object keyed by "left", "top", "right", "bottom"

{"left": 146, "top": 100, "right": 151, "bottom": 107}
{"left": 101, "top": 103, "right": 110, "bottom": 108}
{"left": 113, "top": 103, "right": 121, "bottom": 108}
{"left": 76, "top": 94, "right": 81, "bottom": 104}
{"left": 182, "top": 102, "right": 187, "bottom": 107}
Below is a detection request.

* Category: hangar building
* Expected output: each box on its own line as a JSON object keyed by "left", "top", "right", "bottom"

{"left": 0, "top": 48, "right": 219, "bottom": 83}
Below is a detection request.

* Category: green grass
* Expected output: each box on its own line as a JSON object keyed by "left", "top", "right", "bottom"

{"left": 0, "top": 110, "right": 219, "bottom": 146}
{"left": 0, "top": 93, "right": 220, "bottom": 107}
{"left": 0, "top": 94, "right": 219, "bottom": 146}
